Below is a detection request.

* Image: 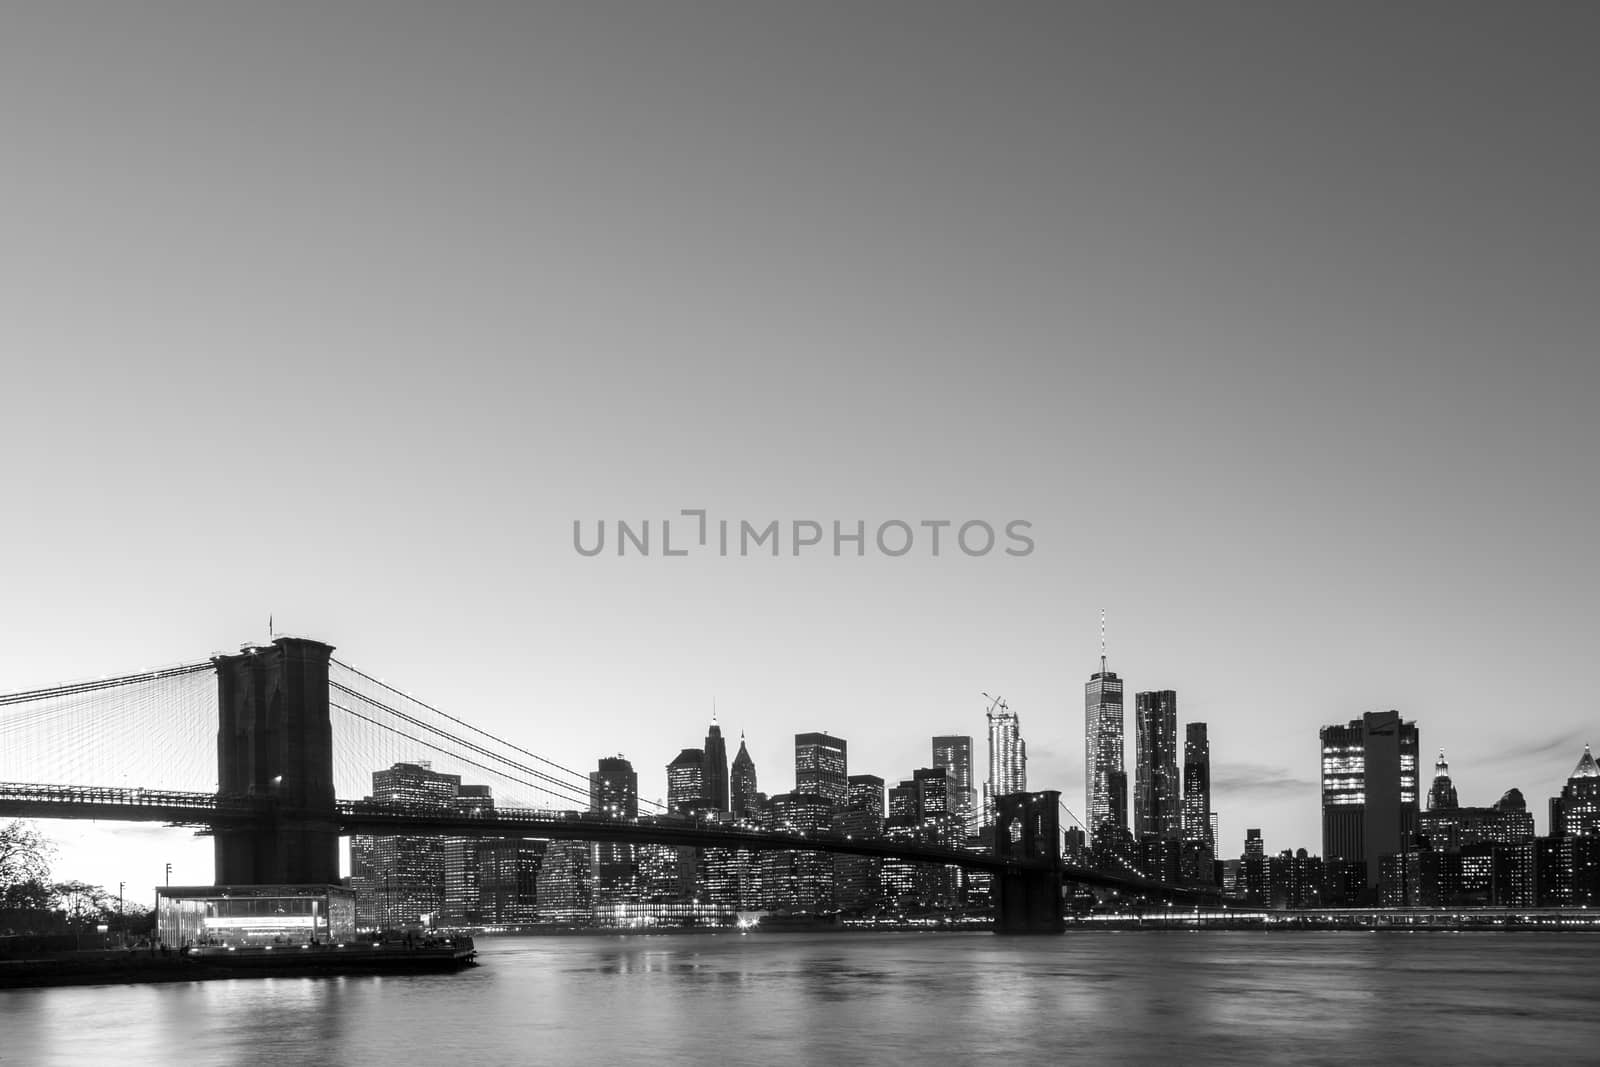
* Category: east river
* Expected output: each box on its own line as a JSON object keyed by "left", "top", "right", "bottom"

{"left": 3, "top": 931, "right": 1597, "bottom": 1065}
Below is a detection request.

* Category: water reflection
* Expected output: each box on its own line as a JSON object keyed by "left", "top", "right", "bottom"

{"left": 3, "top": 932, "right": 1597, "bottom": 1066}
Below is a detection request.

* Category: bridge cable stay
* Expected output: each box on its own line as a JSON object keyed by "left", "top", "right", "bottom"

{"left": 326, "top": 661, "right": 666, "bottom": 813}
{"left": 0, "top": 662, "right": 216, "bottom": 793}
{"left": 330, "top": 699, "right": 595, "bottom": 811}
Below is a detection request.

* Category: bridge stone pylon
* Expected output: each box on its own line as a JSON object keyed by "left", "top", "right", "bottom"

{"left": 212, "top": 637, "right": 340, "bottom": 885}
{"left": 992, "top": 790, "right": 1065, "bottom": 934}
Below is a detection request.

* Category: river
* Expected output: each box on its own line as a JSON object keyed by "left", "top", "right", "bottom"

{"left": 3, "top": 931, "right": 1596, "bottom": 1065}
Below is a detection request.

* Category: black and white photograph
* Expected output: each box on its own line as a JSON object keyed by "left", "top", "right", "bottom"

{"left": 2, "top": 3, "right": 1597, "bottom": 1064}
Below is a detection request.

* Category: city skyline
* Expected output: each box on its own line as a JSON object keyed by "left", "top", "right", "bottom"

{"left": 2, "top": 2, "right": 1596, "bottom": 899}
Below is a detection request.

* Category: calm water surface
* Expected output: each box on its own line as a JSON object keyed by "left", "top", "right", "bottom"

{"left": 3, "top": 931, "right": 1597, "bottom": 1065}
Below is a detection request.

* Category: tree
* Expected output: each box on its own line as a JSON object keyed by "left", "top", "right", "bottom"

{"left": 0, "top": 820, "right": 53, "bottom": 896}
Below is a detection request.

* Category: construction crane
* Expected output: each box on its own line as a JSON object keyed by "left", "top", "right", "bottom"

{"left": 982, "top": 692, "right": 1008, "bottom": 716}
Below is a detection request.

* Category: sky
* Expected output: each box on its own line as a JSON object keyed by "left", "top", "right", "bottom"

{"left": 1, "top": 2, "right": 1597, "bottom": 894}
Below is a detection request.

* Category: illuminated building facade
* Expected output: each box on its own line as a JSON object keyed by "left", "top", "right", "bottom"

{"left": 984, "top": 704, "right": 1026, "bottom": 827}
{"left": 1134, "top": 690, "right": 1180, "bottom": 840}
{"left": 667, "top": 748, "right": 706, "bottom": 814}
{"left": 1085, "top": 659, "right": 1124, "bottom": 837}
{"left": 932, "top": 735, "right": 976, "bottom": 834}
{"left": 349, "top": 760, "right": 461, "bottom": 927}
{"left": 703, "top": 717, "right": 729, "bottom": 812}
{"left": 1319, "top": 711, "right": 1419, "bottom": 895}
{"left": 795, "top": 732, "right": 849, "bottom": 809}
{"left": 1182, "top": 722, "right": 1214, "bottom": 883}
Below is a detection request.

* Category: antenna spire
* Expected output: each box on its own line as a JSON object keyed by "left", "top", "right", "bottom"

{"left": 1099, "top": 609, "right": 1107, "bottom": 674}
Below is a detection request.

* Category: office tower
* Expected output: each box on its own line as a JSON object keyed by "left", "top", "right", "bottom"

{"left": 731, "top": 733, "right": 759, "bottom": 819}
{"left": 1550, "top": 745, "right": 1600, "bottom": 837}
{"left": 442, "top": 784, "right": 495, "bottom": 924}
{"left": 932, "top": 735, "right": 976, "bottom": 833}
{"left": 1134, "top": 690, "right": 1181, "bottom": 840}
{"left": 1086, "top": 650, "right": 1125, "bottom": 836}
{"left": 704, "top": 716, "right": 729, "bottom": 812}
{"left": 834, "top": 774, "right": 886, "bottom": 912}
{"left": 795, "top": 732, "right": 848, "bottom": 808}
{"left": 590, "top": 756, "right": 639, "bottom": 819}
{"left": 349, "top": 760, "right": 461, "bottom": 927}
{"left": 983, "top": 701, "right": 1026, "bottom": 826}
{"left": 589, "top": 755, "right": 640, "bottom": 911}
{"left": 535, "top": 840, "right": 593, "bottom": 923}
{"left": 762, "top": 791, "right": 835, "bottom": 910}
{"left": 1427, "top": 751, "right": 1460, "bottom": 810}
{"left": 1182, "top": 723, "right": 1214, "bottom": 884}
{"left": 1242, "top": 828, "right": 1266, "bottom": 904}
{"left": 1319, "top": 711, "right": 1420, "bottom": 893}
{"left": 1183, "top": 723, "right": 1212, "bottom": 846}
{"left": 667, "top": 748, "right": 706, "bottom": 814}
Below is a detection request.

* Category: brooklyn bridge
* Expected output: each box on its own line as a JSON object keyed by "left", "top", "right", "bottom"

{"left": 0, "top": 636, "right": 1235, "bottom": 932}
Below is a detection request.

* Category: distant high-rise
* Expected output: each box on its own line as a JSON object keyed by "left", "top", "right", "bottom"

{"left": 931, "top": 735, "right": 976, "bottom": 833}
{"left": 1319, "top": 711, "right": 1420, "bottom": 892}
{"left": 983, "top": 701, "right": 1026, "bottom": 825}
{"left": 1182, "top": 723, "right": 1214, "bottom": 883}
{"left": 1183, "top": 723, "right": 1212, "bottom": 846}
{"left": 1427, "top": 751, "right": 1460, "bottom": 811}
{"left": 1134, "top": 690, "right": 1181, "bottom": 840}
{"left": 1550, "top": 744, "right": 1600, "bottom": 838}
{"left": 795, "top": 732, "right": 848, "bottom": 808}
{"left": 731, "top": 733, "right": 759, "bottom": 819}
{"left": 666, "top": 748, "right": 706, "bottom": 814}
{"left": 703, "top": 715, "right": 729, "bottom": 812}
{"left": 1085, "top": 646, "right": 1125, "bottom": 836}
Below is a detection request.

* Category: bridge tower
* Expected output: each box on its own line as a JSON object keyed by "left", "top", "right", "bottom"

{"left": 992, "top": 790, "right": 1065, "bottom": 934}
{"left": 212, "top": 637, "right": 339, "bottom": 885}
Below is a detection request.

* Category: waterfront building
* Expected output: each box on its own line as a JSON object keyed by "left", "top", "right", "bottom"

{"left": 349, "top": 760, "right": 461, "bottom": 927}
{"left": 762, "top": 791, "right": 835, "bottom": 910}
{"left": 731, "top": 733, "right": 759, "bottom": 819}
{"left": 795, "top": 732, "right": 849, "bottom": 809}
{"left": 535, "top": 840, "right": 593, "bottom": 923}
{"left": 834, "top": 774, "right": 885, "bottom": 912}
{"left": 442, "top": 784, "right": 494, "bottom": 924}
{"left": 1319, "top": 711, "right": 1420, "bottom": 899}
{"left": 1242, "top": 829, "right": 1266, "bottom": 905}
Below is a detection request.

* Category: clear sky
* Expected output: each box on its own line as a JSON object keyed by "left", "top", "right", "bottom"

{"left": 2, "top": 3, "right": 1596, "bottom": 895}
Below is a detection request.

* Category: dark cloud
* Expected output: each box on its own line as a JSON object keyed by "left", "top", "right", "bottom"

{"left": 1212, "top": 762, "right": 1316, "bottom": 796}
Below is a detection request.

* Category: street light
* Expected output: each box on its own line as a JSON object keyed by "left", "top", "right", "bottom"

{"left": 165, "top": 862, "right": 172, "bottom": 887}
{"left": 118, "top": 881, "right": 125, "bottom": 946}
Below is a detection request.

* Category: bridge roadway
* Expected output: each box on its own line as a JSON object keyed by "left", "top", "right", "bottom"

{"left": 0, "top": 781, "right": 1223, "bottom": 903}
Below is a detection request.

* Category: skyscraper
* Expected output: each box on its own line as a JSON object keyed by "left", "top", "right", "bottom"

{"left": 1427, "top": 751, "right": 1460, "bottom": 811}
{"left": 1134, "top": 690, "right": 1181, "bottom": 840}
{"left": 589, "top": 755, "right": 640, "bottom": 910}
{"left": 1550, "top": 744, "right": 1600, "bottom": 837}
{"left": 1085, "top": 651, "right": 1125, "bottom": 836}
{"left": 731, "top": 733, "right": 758, "bottom": 819}
{"left": 983, "top": 701, "right": 1026, "bottom": 826}
{"left": 931, "top": 735, "right": 975, "bottom": 833}
{"left": 1183, "top": 722, "right": 1212, "bottom": 845}
{"left": 349, "top": 760, "right": 461, "bottom": 927}
{"left": 795, "top": 732, "right": 848, "bottom": 808}
{"left": 1319, "top": 711, "right": 1420, "bottom": 893}
{"left": 703, "top": 715, "right": 729, "bottom": 812}
{"left": 666, "top": 748, "right": 706, "bottom": 814}
{"left": 1183, "top": 722, "right": 1214, "bottom": 883}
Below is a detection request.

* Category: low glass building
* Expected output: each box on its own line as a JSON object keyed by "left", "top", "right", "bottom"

{"left": 156, "top": 885, "right": 357, "bottom": 948}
